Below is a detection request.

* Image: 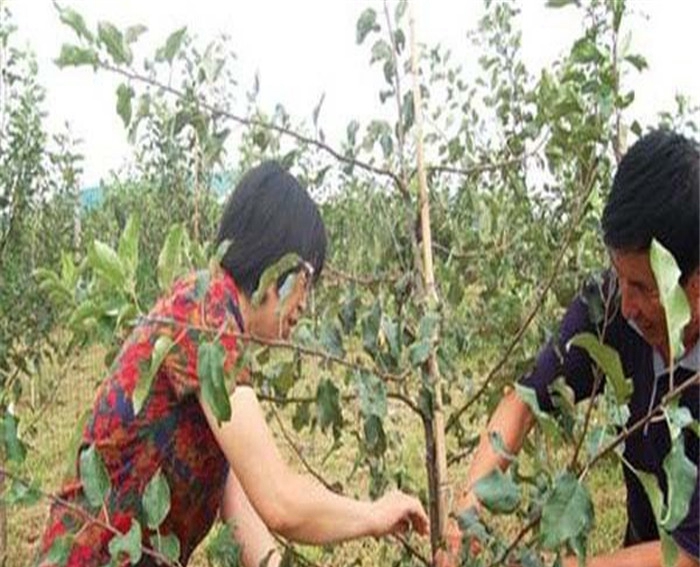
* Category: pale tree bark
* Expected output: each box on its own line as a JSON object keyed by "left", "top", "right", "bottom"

{"left": 409, "top": 2, "right": 449, "bottom": 560}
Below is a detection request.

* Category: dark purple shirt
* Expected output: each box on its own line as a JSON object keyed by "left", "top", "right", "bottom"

{"left": 520, "top": 279, "right": 699, "bottom": 558}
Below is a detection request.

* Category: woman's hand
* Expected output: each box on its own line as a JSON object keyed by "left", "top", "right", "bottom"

{"left": 369, "top": 490, "right": 430, "bottom": 538}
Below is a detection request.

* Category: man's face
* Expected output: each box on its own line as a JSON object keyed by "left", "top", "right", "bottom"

{"left": 610, "top": 249, "right": 700, "bottom": 357}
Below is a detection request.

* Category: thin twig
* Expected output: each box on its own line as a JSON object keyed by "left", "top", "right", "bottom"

{"left": 486, "top": 371, "right": 700, "bottom": 566}
{"left": 323, "top": 265, "right": 401, "bottom": 286}
{"left": 584, "top": 372, "right": 700, "bottom": 473}
{"left": 270, "top": 406, "right": 340, "bottom": 493}
{"left": 569, "top": 277, "right": 617, "bottom": 471}
{"left": 271, "top": 409, "right": 431, "bottom": 567}
{"left": 137, "top": 315, "right": 409, "bottom": 384}
{"left": 393, "top": 533, "right": 431, "bottom": 567}
{"left": 382, "top": 0, "right": 411, "bottom": 200}
{"left": 412, "top": 134, "right": 549, "bottom": 182}
{"left": 272, "top": 535, "right": 325, "bottom": 567}
{"left": 100, "top": 63, "right": 403, "bottom": 189}
{"left": 259, "top": 393, "right": 425, "bottom": 429}
{"left": 485, "top": 515, "right": 539, "bottom": 567}
{"left": 446, "top": 172, "right": 598, "bottom": 434}
{"left": 0, "top": 468, "right": 182, "bottom": 567}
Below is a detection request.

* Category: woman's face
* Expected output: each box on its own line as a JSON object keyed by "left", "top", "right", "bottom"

{"left": 248, "top": 267, "right": 311, "bottom": 340}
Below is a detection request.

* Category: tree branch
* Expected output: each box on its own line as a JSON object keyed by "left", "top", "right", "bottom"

{"left": 138, "top": 315, "right": 409, "bottom": 384}
{"left": 485, "top": 371, "right": 700, "bottom": 566}
{"left": 0, "top": 468, "right": 182, "bottom": 566}
{"left": 100, "top": 63, "right": 403, "bottom": 188}
{"left": 323, "top": 265, "right": 401, "bottom": 287}
{"left": 446, "top": 171, "right": 598, "bottom": 434}
{"left": 382, "top": 0, "right": 411, "bottom": 200}
{"left": 584, "top": 372, "right": 700, "bottom": 473}
{"left": 569, "top": 277, "right": 617, "bottom": 471}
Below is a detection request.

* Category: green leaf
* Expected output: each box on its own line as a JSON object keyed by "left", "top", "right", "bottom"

{"left": 364, "top": 414, "right": 387, "bottom": 456}
{"left": 514, "top": 384, "right": 562, "bottom": 442}
{"left": 89, "top": 241, "right": 126, "bottom": 290}
{"left": 125, "top": 24, "right": 148, "bottom": 44}
{"left": 356, "top": 8, "right": 379, "bottom": 44}
{"left": 3, "top": 413, "right": 26, "bottom": 464}
{"left": 5, "top": 478, "right": 41, "bottom": 506}
{"left": 356, "top": 371, "right": 387, "bottom": 419}
{"left": 133, "top": 336, "right": 174, "bottom": 415}
{"left": 198, "top": 340, "right": 231, "bottom": 425}
{"left": 630, "top": 465, "right": 664, "bottom": 521}
{"left": 660, "top": 529, "right": 679, "bottom": 567}
{"left": 568, "top": 332, "right": 632, "bottom": 404}
{"left": 665, "top": 405, "right": 695, "bottom": 440}
{"left": 64, "top": 410, "right": 91, "bottom": 476}
{"left": 117, "top": 213, "right": 140, "bottom": 280}
{"left": 650, "top": 239, "right": 691, "bottom": 364}
{"left": 251, "top": 253, "right": 301, "bottom": 307}
{"left": 316, "top": 378, "right": 342, "bottom": 439}
{"left": 79, "top": 444, "right": 110, "bottom": 508}
{"left": 292, "top": 401, "right": 311, "bottom": 431}
{"left": 158, "top": 224, "right": 185, "bottom": 293}
{"left": 108, "top": 519, "right": 142, "bottom": 564}
{"left": 55, "top": 44, "right": 99, "bottom": 68}
{"left": 155, "top": 533, "right": 181, "bottom": 563}
{"left": 661, "top": 436, "right": 697, "bottom": 531}
{"left": 540, "top": 472, "right": 594, "bottom": 549}
{"left": 585, "top": 426, "right": 614, "bottom": 461}
{"left": 370, "top": 39, "right": 392, "bottom": 64}
{"left": 45, "top": 535, "right": 72, "bottom": 565}
{"left": 409, "top": 339, "right": 431, "bottom": 367}
{"left": 57, "top": 6, "right": 94, "bottom": 42}
{"left": 362, "top": 300, "right": 382, "bottom": 354}
{"left": 320, "top": 321, "right": 345, "bottom": 358}
{"left": 395, "top": 0, "right": 408, "bottom": 22}
{"left": 142, "top": 469, "right": 171, "bottom": 529}
{"left": 419, "top": 311, "right": 441, "bottom": 342}
{"left": 380, "top": 315, "right": 401, "bottom": 360}
{"left": 116, "top": 83, "right": 134, "bottom": 128}
{"left": 488, "top": 431, "right": 516, "bottom": 462}
{"left": 157, "top": 27, "right": 187, "bottom": 64}
{"left": 67, "top": 300, "right": 100, "bottom": 331}
{"left": 312, "top": 93, "right": 325, "bottom": 127}
{"left": 98, "top": 21, "right": 131, "bottom": 65}
{"left": 546, "top": 0, "right": 579, "bottom": 7}
{"left": 474, "top": 469, "right": 521, "bottom": 514}
{"left": 456, "top": 507, "right": 490, "bottom": 545}
{"left": 625, "top": 54, "right": 648, "bottom": 72}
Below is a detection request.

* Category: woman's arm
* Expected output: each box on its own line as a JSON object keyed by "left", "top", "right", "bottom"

{"left": 221, "top": 470, "right": 282, "bottom": 567}
{"left": 201, "top": 386, "right": 429, "bottom": 545}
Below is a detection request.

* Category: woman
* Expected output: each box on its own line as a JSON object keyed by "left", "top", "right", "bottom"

{"left": 36, "top": 162, "right": 429, "bottom": 566}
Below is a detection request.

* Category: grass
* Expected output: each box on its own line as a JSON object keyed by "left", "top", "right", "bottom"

{"left": 7, "top": 346, "right": 625, "bottom": 566}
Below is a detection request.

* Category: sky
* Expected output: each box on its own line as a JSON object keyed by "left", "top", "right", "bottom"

{"left": 8, "top": 0, "right": 700, "bottom": 186}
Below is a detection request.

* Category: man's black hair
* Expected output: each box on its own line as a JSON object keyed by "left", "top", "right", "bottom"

{"left": 602, "top": 129, "right": 699, "bottom": 281}
{"left": 216, "top": 161, "right": 327, "bottom": 296}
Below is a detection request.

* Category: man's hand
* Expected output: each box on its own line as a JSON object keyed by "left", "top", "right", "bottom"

{"left": 435, "top": 518, "right": 462, "bottom": 567}
{"left": 435, "top": 514, "right": 484, "bottom": 567}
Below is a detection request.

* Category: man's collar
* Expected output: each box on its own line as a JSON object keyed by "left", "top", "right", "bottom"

{"left": 627, "top": 319, "right": 700, "bottom": 378}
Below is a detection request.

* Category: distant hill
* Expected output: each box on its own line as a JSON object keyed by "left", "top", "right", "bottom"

{"left": 79, "top": 171, "right": 239, "bottom": 210}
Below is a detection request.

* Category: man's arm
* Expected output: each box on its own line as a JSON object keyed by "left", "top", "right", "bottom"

{"left": 438, "top": 390, "right": 535, "bottom": 566}
{"left": 453, "top": 389, "right": 535, "bottom": 512}
{"left": 562, "top": 541, "right": 698, "bottom": 567}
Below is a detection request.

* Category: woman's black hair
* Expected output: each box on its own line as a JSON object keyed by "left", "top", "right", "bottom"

{"left": 216, "top": 161, "right": 327, "bottom": 297}
{"left": 602, "top": 129, "right": 699, "bottom": 281}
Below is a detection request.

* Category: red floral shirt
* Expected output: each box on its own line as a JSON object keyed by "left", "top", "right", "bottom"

{"left": 35, "top": 270, "right": 245, "bottom": 566}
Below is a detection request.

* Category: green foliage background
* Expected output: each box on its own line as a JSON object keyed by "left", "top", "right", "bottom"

{"left": 1, "top": 0, "right": 698, "bottom": 566}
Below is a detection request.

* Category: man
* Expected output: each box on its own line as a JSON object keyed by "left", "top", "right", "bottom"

{"left": 442, "top": 129, "right": 699, "bottom": 567}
